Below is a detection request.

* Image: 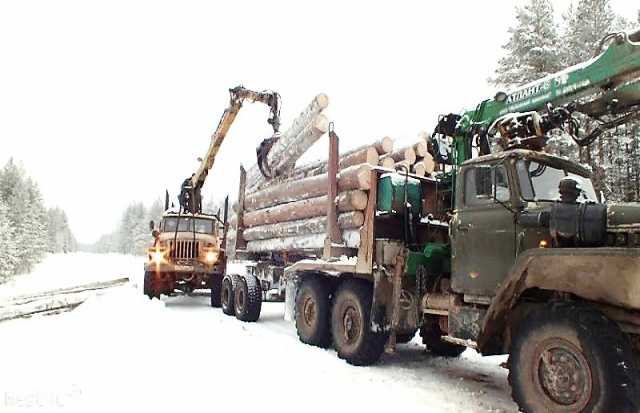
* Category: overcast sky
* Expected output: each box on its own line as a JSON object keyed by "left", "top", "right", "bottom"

{"left": 1, "top": 0, "right": 637, "bottom": 244}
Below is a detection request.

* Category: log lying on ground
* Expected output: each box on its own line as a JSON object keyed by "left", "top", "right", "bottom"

{"left": 0, "top": 278, "right": 130, "bottom": 322}
{"left": 243, "top": 211, "right": 365, "bottom": 241}
{"left": 246, "top": 229, "right": 361, "bottom": 252}
{"left": 246, "top": 93, "right": 329, "bottom": 189}
{"left": 242, "top": 190, "right": 368, "bottom": 227}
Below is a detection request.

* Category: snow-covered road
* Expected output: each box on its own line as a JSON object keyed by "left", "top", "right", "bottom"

{"left": 0, "top": 254, "right": 519, "bottom": 412}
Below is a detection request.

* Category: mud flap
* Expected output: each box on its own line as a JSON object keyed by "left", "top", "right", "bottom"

{"left": 371, "top": 270, "right": 391, "bottom": 333}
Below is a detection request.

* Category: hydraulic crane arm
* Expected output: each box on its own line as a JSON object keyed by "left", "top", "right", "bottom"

{"left": 180, "top": 85, "right": 281, "bottom": 214}
{"left": 433, "top": 28, "right": 640, "bottom": 165}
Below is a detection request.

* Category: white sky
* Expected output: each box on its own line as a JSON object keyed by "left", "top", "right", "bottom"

{"left": 1, "top": 0, "right": 637, "bottom": 244}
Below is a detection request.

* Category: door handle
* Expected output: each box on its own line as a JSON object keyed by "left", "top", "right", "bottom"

{"left": 457, "top": 224, "right": 470, "bottom": 233}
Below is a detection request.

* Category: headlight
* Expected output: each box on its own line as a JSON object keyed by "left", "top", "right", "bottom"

{"left": 148, "top": 247, "right": 167, "bottom": 264}
{"left": 205, "top": 250, "right": 219, "bottom": 263}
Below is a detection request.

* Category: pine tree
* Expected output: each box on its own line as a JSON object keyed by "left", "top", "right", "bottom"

{"left": 0, "top": 199, "right": 18, "bottom": 280}
{"left": 492, "top": 0, "right": 563, "bottom": 88}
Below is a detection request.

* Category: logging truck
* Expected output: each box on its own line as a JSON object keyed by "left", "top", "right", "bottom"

{"left": 144, "top": 211, "right": 226, "bottom": 306}
{"left": 225, "top": 29, "right": 640, "bottom": 412}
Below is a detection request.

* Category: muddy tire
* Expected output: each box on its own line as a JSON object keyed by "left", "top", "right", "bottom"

{"left": 420, "top": 320, "right": 465, "bottom": 357}
{"left": 209, "top": 274, "right": 222, "bottom": 308}
{"left": 234, "top": 275, "right": 262, "bottom": 322}
{"left": 295, "top": 277, "right": 332, "bottom": 348}
{"left": 331, "top": 279, "right": 386, "bottom": 366}
{"left": 509, "top": 302, "right": 639, "bottom": 413}
{"left": 396, "top": 331, "right": 417, "bottom": 344}
{"left": 143, "top": 271, "right": 159, "bottom": 299}
{"left": 221, "top": 274, "right": 240, "bottom": 316}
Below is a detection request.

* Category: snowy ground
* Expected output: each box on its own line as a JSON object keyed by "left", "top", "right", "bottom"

{"left": 0, "top": 254, "right": 518, "bottom": 412}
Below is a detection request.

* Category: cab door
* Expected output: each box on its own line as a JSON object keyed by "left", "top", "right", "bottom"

{"left": 451, "top": 163, "right": 516, "bottom": 296}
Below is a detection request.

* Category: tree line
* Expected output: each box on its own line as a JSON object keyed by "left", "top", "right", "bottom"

{"left": 86, "top": 196, "right": 226, "bottom": 256}
{"left": 0, "top": 159, "right": 77, "bottom": 280}
{"left": 493, "top": 0, "right": 640, "bottom": 202}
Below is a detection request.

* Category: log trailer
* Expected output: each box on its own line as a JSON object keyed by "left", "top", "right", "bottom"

{"left": 143, "top": 86, "right": 279, "bottom": 313}
{"left": 226, "top": 29, "right": 640, "bottom": 412}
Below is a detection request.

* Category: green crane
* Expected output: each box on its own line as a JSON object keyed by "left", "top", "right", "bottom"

{"left": 433, "top": 29, "right": 640, "bottom": 167}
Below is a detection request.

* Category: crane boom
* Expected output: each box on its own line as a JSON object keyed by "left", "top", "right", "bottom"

{"left": 433, "top": 29, "right": 640, "bottom": 165}
{"left": 180, "top": 85, "right": 281, "bottom": 214}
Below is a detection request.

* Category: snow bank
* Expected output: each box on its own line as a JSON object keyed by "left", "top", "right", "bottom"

{"left": 0, "top": 279, "right": 517, "bottom": 413}
{"left": 0, "top": 252, "right": 144, "bottom": 300}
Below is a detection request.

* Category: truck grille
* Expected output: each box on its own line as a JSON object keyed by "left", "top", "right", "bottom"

{"left": 169, "top": 240, "right": 200, "bottom": 260}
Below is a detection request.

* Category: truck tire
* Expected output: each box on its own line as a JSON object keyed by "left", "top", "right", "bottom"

{"left": 209, "top": 274, "right": 222, "bottom": 308}
{"left": 234, "top": 275, "right": 262, "bottom": 322}
{"left": 143, "top": 271, "right": 159, "bottom": 299}
{"left": 331, "top": 279, "right": 386, "bottom": 366}
{"left": 420, "top": 320, "right": 465, "bottom": 357}
{"left": 221, "top": 274, "right": 240, "bottom": 316}
{"left": 396, "top": 331, "right": 417, "bottom": 344}
{"left": 509, "top": 302, "right": 639, "bottom": 413}
{"left": 295, "top": 277, "right": 331, "bottom": 348}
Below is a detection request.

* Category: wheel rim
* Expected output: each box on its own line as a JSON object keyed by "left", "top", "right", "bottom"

{"left": 533, "top": 337, "right": 593, "bottom": 410}
{"left": 302, "top": 295, "right": 317, "bottom": 328}
{"left": 341, "top": 304, "right": 362, "bottom": 345}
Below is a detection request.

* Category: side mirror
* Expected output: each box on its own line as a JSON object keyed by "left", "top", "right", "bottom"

{"left": 149, "top": 220, "right": 155, "bottom": 231}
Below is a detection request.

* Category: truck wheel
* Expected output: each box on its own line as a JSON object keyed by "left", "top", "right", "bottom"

{"left": 420, "top": 320, "right": 465, "bottom": 357}
{"left": 396, "top": 331, "right": 417, "bottom": 344}
{"left": 295, "top": 277, "right": 331, "bottom": 348}
{"left": 143, "top": 271, "right": 159, "bottom": 299}
{"left": 221, "top": 274, "right": 240, "bottom": 316}
{"left": 234, "top": 275, "right": 262, "bottom": 322}
{"left": 209, "top": 274, "right": 222, "bottom": 308}
{"left": 331, "top": 279, "right": 386, "bottom": 366}
{"left": 509, "top": 302, "right": 639, "bottom": 413}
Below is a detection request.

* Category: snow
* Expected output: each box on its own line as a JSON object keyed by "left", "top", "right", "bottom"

{"left": 0, "top": 253, "right": 144, "bottom": 301}
{"left": 0, "top": 253, "right": 518, "bottom": 412}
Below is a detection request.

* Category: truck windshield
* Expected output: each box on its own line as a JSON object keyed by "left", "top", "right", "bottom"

{"left": 516, "top": 160, "right": 598, "bottom": 203}
{"left": 163, "top": 217, "right": 214, "bottom": 234}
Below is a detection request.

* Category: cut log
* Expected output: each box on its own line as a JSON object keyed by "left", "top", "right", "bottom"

{"left": 338, "top": 146, "right": 378, "bottom": 169}
{"left": 380, "top": 157, "right": 396, "bottom": 169}
{"left": 246, "top": 229, "right": 361, "bottom": 252}
{"left": 382, "top": 146, "right": 416, "bottom": 165}
{"left": 243, "top": 211, "right": 365, "bottom": 241}
{"left": 414, "top": 140, "right": 428, "bottom": 157}
{"left": 237, "top": 164, "right": 372, "bottom": 212}
{"left": 394, "top": 160, "right": 412, "bottom": 172}
{"left": 246, "top": 93, "right": 329, "bottom": 189}
{"left": 0, "top": 278, "right": 129, "bottom": 322}
{"left": 272, "top": 114, "right": 330, "bottom": 176}
{"left": 373, "top": 136, "right": 394, "bottom": 154}
{"left": 242, "top": 190, "right": 368, "bottom": 227}
{"left": 423, "top": 153, "right": 436, "bottom": 175}
{"left": 412, "top": 162, "right": 426, "bottom": 177}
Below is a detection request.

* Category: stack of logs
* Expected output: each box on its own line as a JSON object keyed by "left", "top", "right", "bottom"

{"left": 227, "top": 131, "right": 437, "bottom": 254}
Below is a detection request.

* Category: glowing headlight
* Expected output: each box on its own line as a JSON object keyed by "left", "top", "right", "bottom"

{"left": 205, "top": 251, "right": 219, "bottom": 263}
{"left": 148, "top": 247, "right": 167, "bottom": 264}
